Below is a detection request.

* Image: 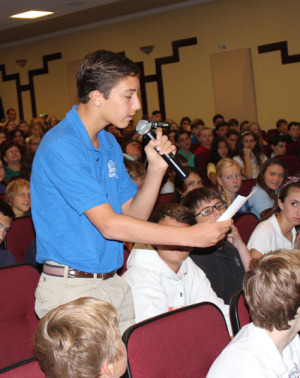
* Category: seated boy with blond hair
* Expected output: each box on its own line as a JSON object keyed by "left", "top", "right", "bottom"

{"left": 208, "top": 249, "right": 300, "bottom": 377}
{"left": 34, "top": 297, "right": 127, "bottom": 378}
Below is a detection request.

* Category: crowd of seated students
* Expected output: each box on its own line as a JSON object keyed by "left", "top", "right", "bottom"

{"left": 1, "top": 108, "right": 300, "bottom": 376}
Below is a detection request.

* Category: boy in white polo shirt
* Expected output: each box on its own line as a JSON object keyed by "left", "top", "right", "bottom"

{"left": 208, "top": 248, "right": 300, "bottom": 378}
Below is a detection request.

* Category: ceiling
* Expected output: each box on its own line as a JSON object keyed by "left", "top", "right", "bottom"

{"left": 0, "top": 0, "right": 209, "bottom": 49}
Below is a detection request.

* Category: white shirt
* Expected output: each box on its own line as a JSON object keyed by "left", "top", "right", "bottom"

{"left": 208, "top": 323, "right": 300, "bottom": 378}
{"left": 122, "top": 248, "right": 231, "bottom": 334}
{"left": 247, "top": 214, "right": 296, "bottom": 255}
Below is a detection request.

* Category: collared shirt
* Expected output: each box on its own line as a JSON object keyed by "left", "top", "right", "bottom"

{"left": 31, "top": 105, "right": 137, "bottom": 273}
{"left": 247, "top": 214, "right": 296, "bottom": 255}
{"left": 208, "top": 323, "right": 300, "bottom": 378}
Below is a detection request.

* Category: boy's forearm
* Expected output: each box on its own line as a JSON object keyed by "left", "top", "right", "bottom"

{"left": 123, "top": 165, "right": 166, "bottom": 220}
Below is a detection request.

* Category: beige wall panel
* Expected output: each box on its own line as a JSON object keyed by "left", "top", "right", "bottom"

{"left": 210, "top": 48, "right": 257, "bottom": 124}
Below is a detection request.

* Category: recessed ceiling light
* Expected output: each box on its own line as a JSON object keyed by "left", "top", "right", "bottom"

{"left": 10, "top": 11, "right": 54, "bottom": 19}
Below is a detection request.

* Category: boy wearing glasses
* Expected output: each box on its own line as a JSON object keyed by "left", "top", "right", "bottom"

{"left": 182, "top": 187, "right": 252, "bottom": 304}
{"left": 123, "top": 203, "right": 231, "bottom": 333}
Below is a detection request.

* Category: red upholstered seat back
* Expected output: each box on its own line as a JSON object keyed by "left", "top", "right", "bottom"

{"left": 0, "top": 357, "right": 45, "bottom": 377}
{"left": 123, "top": 302, "right": 231, "bottom": 378}
{"left": 233, "top": 213, "right": 259, "bottom": 244}
{"left": 0, "top": 265, "right": 40, "bottom": 370}
{"left": 5, "top": 216, "right": 36, "bottom": 263}
{"left": 230, "top": 290, "right": 251, "bottom": 336}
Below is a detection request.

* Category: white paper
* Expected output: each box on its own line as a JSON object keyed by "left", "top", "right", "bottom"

{"left": 217, "top": 187, "right": 257, "bottom": 222}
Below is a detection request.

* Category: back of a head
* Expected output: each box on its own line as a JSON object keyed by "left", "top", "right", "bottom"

{"left": 34, "top": 297, "right": 121, "bottom": 378}
{"left": 77, "top": 50, "right": 140, "bottom": 103}
{"left": 243, "top": 249, "right": 300, "bottom": 332}
{"left": 269, "top": 133, "right": 286, "bottom": 146}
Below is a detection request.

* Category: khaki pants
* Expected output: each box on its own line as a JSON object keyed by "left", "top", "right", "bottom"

{"left": 35, "top": 270, "right": 135, "bottom": 335}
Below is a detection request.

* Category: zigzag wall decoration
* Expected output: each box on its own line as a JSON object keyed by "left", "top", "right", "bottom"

{"left": 136, "top": 37, "right": 198, "bottom": 118}
{"left": 0, "top": 52, "right": 62, "bottom": 119}
{"left": 258, "top": 41, "right": 300, "bottom": 64}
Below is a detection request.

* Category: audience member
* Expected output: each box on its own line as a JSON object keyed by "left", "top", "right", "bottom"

{"left": 182, "top": 188, "right": 251, "bottom": 304}
{"left": 0, "top": 129, "right": 7, "bottom": 145}
{"left": 233, "top": 130, "right": 267, "bottom": 179}
{"left": 28, "top": 118, "right": 44, "bottom": 140}
{"left": 269, "top": 133, "right": 287, "bottom": 157}
{"left": 248, "top": 177, "right": 300, "bottom": 258}
{"left": 6, "top": 178, "right": 31, "bottom": 218}
{"left": 35, "top": 297, "right": 127, "bottom": 378}
{"left": 212, "top": 114, "right": 225, "bottom": 127}
{"left": 276, "top": 118, "right": 289, "bottom": 137}
{"left": 179, "top": 116, "right": 191, "bottom": 132}
{"left": 190, "top": 118, "right": 204, "bottom": 144}
{"left": 286, "top": 121, "right": 300, "bottom": 143}
{"left": 172, "top": 167, "right": 203, "bottom": 203}
{"left": 123, "top": 203, "right": 231, "bottom": 333}
{"left": 18, "top": 120, "right": 29, "bottom": 136}
{"left": 122, "top": 136, "right": 143, "bottom": 161}
{"left": 228, "top": 118, "right": 239, "bottom": 131}
{"left": 240, "top": 120, "right": 249, "bottom": 132}
{"left": 216, "top": 158, "right": 249, "bottom": 214}
{"left": 0, "top": 159, "right": 7, "bottom": 194}
{"left": 249, "top": 121, "right": 268, "bottom": 146}
{"left": 225, "top": 129, "right": 239, "bottom": 156}
{"left": 160, "top": 154, "right": 188, "bottom": 194}
{"left": 207, "top": 137, "right": 230, "bottom": 185}
{"left": 151, "top": 110, "right": 164, "bottom": 123}
{"left": 124, "top": 158, "right": 146, "bottom": 189}
{"left": 6, "top": 108, "right": 17, "bottom": 124}
{"left": 208, "top": 248, "right": 300, "bottom": 378}
{"left": 6, "top": 120, "right": 17, "bottom": 133}
{"left": 194, "top": 126, "right": 214, "bottom": 154}
{"left": 0, "top": 198, "right": 15, "bottom": 266}
{"left": 11, "top": 129, "right": 27, "bottom": 153}
{"left": 48, "top": 116, "right": 59, "bottom": 129}
{"left": 175, "top": 130, "right": 195, "bottom": 167}
{"left": 248, "top": 158, "right": 288, "bottom": 219}
{"left": 1, "top": 141, "right": 22, "bottom": 181}
{"left": 215, "top": 121, "right": 229, "bottom": 138}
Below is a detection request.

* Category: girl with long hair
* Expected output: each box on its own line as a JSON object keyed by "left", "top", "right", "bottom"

{"left": 233, "top": 130, "right": 267, "bottom": 179}
{"left": 207, "top": 137, "right": 230, "bottom": 185}
{"left": 216, "top": 158, "right": 249, "bottom": 214}
{"left": 248, "top": 158, "right": 288, "bottom": 218}
{"left": 248, "top": 177, "right": 300, "bottom": 258}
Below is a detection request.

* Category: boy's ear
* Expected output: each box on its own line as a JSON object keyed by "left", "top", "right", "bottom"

{"left": 89, "top": 90, "right": 105, "bottom": 107}
{"left": 100, "top": 359, "right": 114, "bottom": 377}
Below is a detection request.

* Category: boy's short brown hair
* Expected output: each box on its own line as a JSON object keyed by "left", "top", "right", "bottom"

{"left": 34, "top": 297, "right": 124, "bottom": 378}
{"left": 244, "top": 249, "right": 300, "bottom": 331}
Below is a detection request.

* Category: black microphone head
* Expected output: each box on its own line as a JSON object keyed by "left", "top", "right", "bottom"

{"left": 136, "top": 120, "right": 151, "bottom": 136}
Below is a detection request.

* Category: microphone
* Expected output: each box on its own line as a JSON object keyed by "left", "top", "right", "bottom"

{"left": 149, "top": 121, "right": 169, "bottom": 129}
{"left": 136, "top": 120, "right": 189, "bottom": 181}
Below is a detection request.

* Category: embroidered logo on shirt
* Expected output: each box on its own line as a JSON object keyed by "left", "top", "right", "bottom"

{"left": 108, "top": 160, "right": 118, "bottom": 178}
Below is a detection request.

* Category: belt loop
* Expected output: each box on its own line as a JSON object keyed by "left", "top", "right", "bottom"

{"left": 64, "top": 266, "right": 69, "bottom": 278}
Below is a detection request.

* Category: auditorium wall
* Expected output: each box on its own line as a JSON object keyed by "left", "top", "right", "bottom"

{"left": 0, "top": 0, "right": 299, "bottom": 129}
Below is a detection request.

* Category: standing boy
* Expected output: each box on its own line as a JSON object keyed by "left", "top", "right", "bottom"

{"left": 31, "top": 50, "right": 231, "bottom": 333}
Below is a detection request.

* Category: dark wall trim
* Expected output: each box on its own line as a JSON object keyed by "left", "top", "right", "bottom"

{"left": 137, "top": 37, "right": 198, "bottom": 118}
{"left": 258, "top": 41, "right": 300, "bottom": 64}
{"left": 0, "top": 52, "right": 62, "bottom": 120}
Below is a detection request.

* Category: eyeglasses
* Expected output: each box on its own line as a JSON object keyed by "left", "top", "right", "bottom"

{"left": 195, "top": 202, "right": 226, "bottom": 217}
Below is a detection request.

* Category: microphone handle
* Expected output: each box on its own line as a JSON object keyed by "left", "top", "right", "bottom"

{"left": 143, "top": 130, "right": 189, "bottom": 181}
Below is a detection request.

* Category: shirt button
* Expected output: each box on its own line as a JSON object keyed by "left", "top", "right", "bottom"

{"left": 96, "top": 158, "right": 99, "bottom": 162}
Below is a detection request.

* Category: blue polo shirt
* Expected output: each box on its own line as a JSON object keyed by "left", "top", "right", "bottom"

{"left": 31, "top": 106, "right": 137, "bottom": 273}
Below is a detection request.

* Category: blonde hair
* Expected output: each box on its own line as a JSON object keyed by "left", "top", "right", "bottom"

{"left": 216, "top": 158, "right": 241, "bottom": 207}
{"left": 6, "top": 179, "right": 30, "bottom": 205}
{"left": 35, "top": 297, "right": 123, "bottom": 378}
{"left": 199, "top": 125, "right": 212, "bottom": 136}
